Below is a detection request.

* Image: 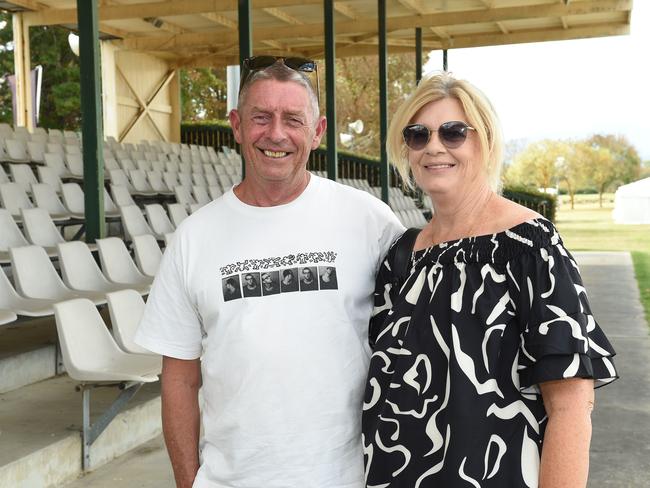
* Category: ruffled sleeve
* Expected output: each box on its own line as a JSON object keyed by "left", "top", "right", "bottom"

{"left": 510, "top": 238, "right": 618, "bottom": 394}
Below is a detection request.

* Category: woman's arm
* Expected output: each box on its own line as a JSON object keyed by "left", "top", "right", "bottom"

{"left": 539, "top": 377, "right": 595, "bottom": 488}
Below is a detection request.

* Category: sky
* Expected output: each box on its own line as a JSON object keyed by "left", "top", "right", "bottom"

{"left": 423, "top": 2, "right": 650, "bottom": 161}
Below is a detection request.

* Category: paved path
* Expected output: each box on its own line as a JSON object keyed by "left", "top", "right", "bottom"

{"left": 62, "top": 251, "right": 649, "bottom": 487}
{"left": 576, "top": 252, "right": 650, "bottom": 487}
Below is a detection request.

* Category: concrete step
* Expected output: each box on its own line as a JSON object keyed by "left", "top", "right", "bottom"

{"left": 0, "top": 317, "right": 59, "bottom": 394}
{"left": 0, "top": 375, "right": 161, "bottom": 488}
{"left": 61, "top": 436, "right": 174, "bottom": 488}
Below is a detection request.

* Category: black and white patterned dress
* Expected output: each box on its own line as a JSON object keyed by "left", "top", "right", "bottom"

{"left": 362, "top": 218, "right": 618, "bottom": 488}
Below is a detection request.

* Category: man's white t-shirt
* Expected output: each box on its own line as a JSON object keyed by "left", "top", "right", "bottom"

{"left": 135, "top": 175, "right": 404, "bottom": 488}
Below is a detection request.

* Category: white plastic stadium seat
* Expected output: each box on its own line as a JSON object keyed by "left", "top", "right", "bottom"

{"left": 57, "top": 241, "right": 139, "bottom": 295}
{"left": 106, "top": 289, "right": 157, "bottom": 355}
{"left": 0, "top": 208, "right": 30, "bottom": 264}
{"left": 9, "top": 164, "right": 38, "bottom": 193}
{"left": 0, "top": 182, "right": 34, "bottom": 220}
{"left": 31, "top": 183, "right": 72, "bottom": 222}
{"left": 96, "top": 237, "right": 153, "bottom": 289}
{"left": 120, "top": 204, "right": 156, "bottom": 241}
{"left": 54, "top": 299, "right": 160, "bottom": 383}
{"left": 144, "top": 204, "right": 175, "bottom": 236}
{"left": 10, "top": 245, "right": 107, "bottom": 305}
{"left": 132, "top": 234, "right": 162, "bottom": 278}
{"left": 0, "top": 268, "right": 57, "bottom": 317}
{"left": 20, "top": 207, "right": 67, "bottom": 254}
{"left": 167, "top": 203, "right": 188, "bottom": 228}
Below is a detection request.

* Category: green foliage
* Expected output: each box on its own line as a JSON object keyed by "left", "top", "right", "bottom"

{"left": 0, "top": 13, "right": 80, "bottom": 129}
{"left": 181, "top": 68, "right": 227, "bottom": 122}
{"left": 502, "top": 186, "right": 557, "bottom": 222}
{"left": 631, "top": 251, "right": 650, "bottom": 327}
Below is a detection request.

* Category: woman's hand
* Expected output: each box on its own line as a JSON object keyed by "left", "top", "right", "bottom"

{"left": 539, "top": 377, "right": 595, "bottom": 488}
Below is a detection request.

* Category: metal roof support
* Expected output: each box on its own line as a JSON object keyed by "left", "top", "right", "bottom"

{"left": 443, "top": 48, "right": 448, "bottom": 71}
{"left": 77, "top": 0, "right": 105, "bottom": 242}
{"left": 238, "top": 0, "right": 252, "bottom": 178}
{"left": 378, "top": 0, "right": 389, "bottom": 204}
{"left": 324, "top": 0, "right": 338, "bottom": 181}
{"left": 415, "top": 27, "right": 423, "bottom": 85}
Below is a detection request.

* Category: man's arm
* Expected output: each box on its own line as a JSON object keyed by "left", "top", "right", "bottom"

{"left": 161, "top": 356, "right": 202, "bottom": 488}
{"left": 539, "top": 377, "right": 594, "bottom": 488}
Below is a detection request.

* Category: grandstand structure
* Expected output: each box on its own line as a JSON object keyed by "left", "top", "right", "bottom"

{"left": 0, "top": 1, "right": 635, "bottom": 486}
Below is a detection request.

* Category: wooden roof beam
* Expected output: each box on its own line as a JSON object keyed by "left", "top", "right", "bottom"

{"left": 200, "top": 12, "right": 237, "bottom": 29}
{"left": 437, "top": 22, "right": 629, "bottom": 50}
{"left": 333, "top": 3, "right": 358, "bottom": 20}
{"left": 118, "top": 0, "right": 632, "bottom": 50}
{"left": 23, "top": 0, "right": 327, "bottom": 26}
{"left": 262, "top": 7, "right": 303, "bottom": 25}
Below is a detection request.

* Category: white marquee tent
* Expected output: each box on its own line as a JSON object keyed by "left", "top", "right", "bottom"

{"left": 613, "top": 177, "right": 650, "bottom": 224}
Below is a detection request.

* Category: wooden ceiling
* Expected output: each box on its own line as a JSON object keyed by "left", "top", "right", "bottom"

{"left": 4, "top": 0, "right": 633, "bottom": 68}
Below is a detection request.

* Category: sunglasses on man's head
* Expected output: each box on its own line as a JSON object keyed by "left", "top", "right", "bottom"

{"left": 402, "top": 121, "right": 476, "bottom": 151}
{"left": 239, "top": 56, "right": 319, "bottom": 98}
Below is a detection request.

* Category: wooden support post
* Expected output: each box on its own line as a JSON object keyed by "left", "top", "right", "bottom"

{"left": 324, "top": 0, "right": 337, "bottom": 181}
{"left": 77, "top": 0, "right": 105, "bottom": 242}
{"left": 238, "top": 0, "right": 252, "bottom": 178}
{"left": 378, "top": 0, "right": 389, "bottom": 204}
{"left": 415, "top": 27, "right": 423, "bottom": 85}
{"left": 12, "top": 13, "right": 33, "bottom": 130}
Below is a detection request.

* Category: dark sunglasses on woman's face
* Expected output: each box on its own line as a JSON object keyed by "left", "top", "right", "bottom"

{"left": 239, "top": 56, "right": 319, "bottom": 98}
{"left": 402, "top": 121, "right": 476, "bottom": 151}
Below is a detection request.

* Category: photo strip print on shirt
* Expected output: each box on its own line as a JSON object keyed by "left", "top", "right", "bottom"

{"left": 220, "top": 251, "right": 339, "bottom": 302}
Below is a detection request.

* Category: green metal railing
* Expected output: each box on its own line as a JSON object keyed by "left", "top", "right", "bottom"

{"left": 181, "top": 123, "right": 556, "bottom": 222}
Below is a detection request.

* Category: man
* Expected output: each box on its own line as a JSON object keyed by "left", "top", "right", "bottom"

{"left": 299, "top": 266, "right": 318, "bottom": 291}
{"left": 280, "top": 268, "right": 298, "bottom": 293}
{"left": 222, "top": 276, "right": 241, "bottom": 301}
{"left": 241, "top": 272, "right": 261, "bottom": 297}
{"left": 319, "top": 266, "right": 338, "bottom": 290}
{"left": 135, "top": 56, "right": 403, "bottom": 488}
{"left": 260, "top": 271, "right": 280, "bottom": 296}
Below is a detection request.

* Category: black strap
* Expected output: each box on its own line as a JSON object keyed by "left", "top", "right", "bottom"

{"left": 389, "top": 227, "right": 421, "bottom": 291}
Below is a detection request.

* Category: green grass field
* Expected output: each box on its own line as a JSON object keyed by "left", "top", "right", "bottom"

{"left": 555, "top": 193, "right": 650, "bottom": 325}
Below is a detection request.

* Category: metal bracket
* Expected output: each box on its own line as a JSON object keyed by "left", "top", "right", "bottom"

{"left": 79, "top": 381, "right": 143, "bottom": 470}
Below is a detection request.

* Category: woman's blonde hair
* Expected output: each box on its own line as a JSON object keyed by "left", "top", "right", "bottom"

{"left": 387, "top": 71, "right": 504, "bottom": 191}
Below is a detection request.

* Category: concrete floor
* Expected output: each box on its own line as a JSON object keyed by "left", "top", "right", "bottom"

{"left": 59, "top": 251, "right": 649, "bottom": 487}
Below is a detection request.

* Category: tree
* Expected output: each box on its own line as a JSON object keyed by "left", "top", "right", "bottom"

{"left": 580, "top": 144, "right": 616, "bottom": 208}
{"left": 557, "top": 141, "right": 589, "bottom": 209}
{"left": 181, "top": 67, "right": 227, "bottom": 122}
{"left": 505, "top": 139, "right": 567, "bottom": 191}
{"left": 588, "top": 134, "right": 641, "bottom": 185}
{"left": 0, "top": 13, "right": 81, "bottom": 129}
{"left": 325, "top": 53, "right": 417, "bottom": 158}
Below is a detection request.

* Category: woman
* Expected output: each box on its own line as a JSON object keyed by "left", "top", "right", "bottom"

{"left": 362, "top": 72, "right": 618, "bottom": 487}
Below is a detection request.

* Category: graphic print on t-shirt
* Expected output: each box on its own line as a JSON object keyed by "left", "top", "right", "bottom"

{"left": 220, "top": 251, "right": 338, "bottom": 301}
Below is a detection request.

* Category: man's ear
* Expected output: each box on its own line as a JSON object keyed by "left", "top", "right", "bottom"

{"left": 229, "top": 109, "right": 243, "bottom": 144}
{"left": 311, "top": 115, "right": 327, "bottom": 150}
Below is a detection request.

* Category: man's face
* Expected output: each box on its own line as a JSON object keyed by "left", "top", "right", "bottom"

{"left": 226, "top": 283, "right": 236, "bottom": 293}
{"left": 302, "top": 268, "right": 312, "bottom": 281}
{"left": 262, "top": 273, "right": 272, "bottom": 284}
{"left": 245, "top": 275, "right": 254, "bottom": 285}
{"left": 283, "top": 272, "right": 293, "bottom": 284}
{"left": 229, "top": 79, "right": 326, "bottom": 184}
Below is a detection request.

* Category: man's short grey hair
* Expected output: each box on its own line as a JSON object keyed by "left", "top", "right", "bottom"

{"left": 237, "top": 61, "right": 320, "bottom": 125}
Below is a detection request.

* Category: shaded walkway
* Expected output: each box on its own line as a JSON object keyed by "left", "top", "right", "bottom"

{"left": 61, "top": 251, "right": 648, "bottom": 487}
{"left": 577, "top": 252, "right": 650, "bottom": 487}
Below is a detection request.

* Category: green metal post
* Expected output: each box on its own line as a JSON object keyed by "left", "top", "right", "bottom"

{"left": 238, "top": 0, "right": 252, "bottom": 178}
{"left": 77, "top": 0, "right": 104, "bottom": 241}
{"left": 415, "top": 27, "right": 423, "bottom": 85}
{"left": 378, "top": 0, "right": 389, "bottom": 204}
{"left": 324, "top": 0, "right": 337, "bottom": 181}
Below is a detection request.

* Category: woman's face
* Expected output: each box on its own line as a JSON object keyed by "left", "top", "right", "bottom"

{"left": 407, "top": 97, "right": 484, "bottom": 198}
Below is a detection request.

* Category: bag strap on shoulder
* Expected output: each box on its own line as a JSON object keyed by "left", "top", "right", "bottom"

{"left": 390, "top": 227, "right": 421, "bottom": 290}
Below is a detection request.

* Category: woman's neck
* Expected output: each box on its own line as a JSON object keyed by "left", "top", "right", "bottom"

{"left": 423, "top": 184, "right": 495, "bottom": 246}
